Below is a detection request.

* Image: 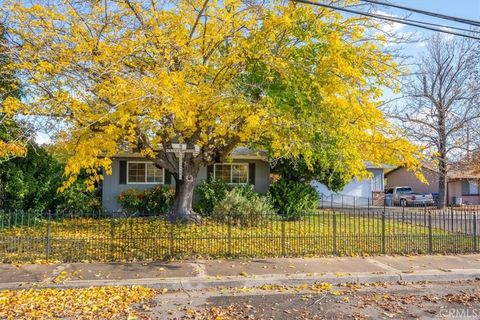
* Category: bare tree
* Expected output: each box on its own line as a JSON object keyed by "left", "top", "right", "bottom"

{"left": 387, "top": 34, "right": 480, "bottom": 208}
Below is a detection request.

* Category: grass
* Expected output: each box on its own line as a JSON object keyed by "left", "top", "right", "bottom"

{"left": 0, "top": 211, "right": 477, "bottom": 263}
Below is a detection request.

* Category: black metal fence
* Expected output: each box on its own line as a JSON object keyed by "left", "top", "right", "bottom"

{"left": 319, "top": 193, "right": 449, "bottom": 209}
{"left": 0, "top": 207, "right": 478, "bottom": 263}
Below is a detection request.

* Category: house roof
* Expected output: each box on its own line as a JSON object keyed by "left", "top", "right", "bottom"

{"left": 448, "top": 170, "right": 480, "bottom": 179}
{"left": 365, "top": 162, "right": 396, "bottom": 170}
{"left": 385, "top": 161, "right": 438, "bottom": 176}
{"left": 386, "top": 161, "right": 480, "bottom": 180}
{"left": 447, "top": 161, "right": 480, "bottom": 179}
{"left": 112, "top": 147, "right": 267, "bottom": 160}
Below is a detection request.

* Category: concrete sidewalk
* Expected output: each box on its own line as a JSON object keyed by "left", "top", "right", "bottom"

{"left": 1, "top": 254, "right": 479, "bottom": 290}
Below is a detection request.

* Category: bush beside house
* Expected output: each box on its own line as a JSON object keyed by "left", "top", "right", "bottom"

{"left": 213, "top": 188, "right": 275, "bottom": 226}
{"left": 268, "top": 179, "right": 318, "bottom": 221}
{"left": 116, "top": 179, "right": 319, "bottom": 222}
{"left": 117, "top": 186, "right": 175, "bottom": 215}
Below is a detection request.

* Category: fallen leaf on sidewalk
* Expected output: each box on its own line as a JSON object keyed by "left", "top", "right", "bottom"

{"left": 0, "top": 286, "right": 154, "bottom": 320}
{"left": 52, "top": 271, "right": 69, "bottom": 283}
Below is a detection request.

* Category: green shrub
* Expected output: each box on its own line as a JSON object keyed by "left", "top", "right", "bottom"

{"left": 194, "top": 179, "right": 229, "bottom": 216}
{"left": 269, "top": 179, "right": 318, "bottom": 221}
{"left": 117, "top": 186, "right": 175, "bottom": 215}
{"left": 194, "top": 179, "right": 261, "bottom": 216}
{"left": 213, "top": 188, "right": 275, "bottom": 226}
{"left": 55, "top": 182, "right": 102, "bottom": 213}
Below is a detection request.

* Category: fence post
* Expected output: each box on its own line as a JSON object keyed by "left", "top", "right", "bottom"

{"left": 110, "top": 218, "right": 115, "bottom": 261}
{"left": 424, "top": 206, "right": 427, "bottom": 226}
{"left": 333, "top": 212, "right": 337, "bottom": 255}
{"left": 331, "top": 194, "right": 334, "bottom": 210}
{"left": 169, "top": 221, "right": 175, "bottom": 257}
{"left": 227, "top": 221, "right": 232, "bottom": 256}
{"left": 46, "top": 211, "right": 51, "bottom": 261}
{"left": 381, "top": 210, "right": 385, "bottom": 254}
{"left": 473, "top": 213, "right": 478, "bottom": 253}
{"left": 428, "top": 212, "right": 433, "bottom": 254}
{"left": 281, "top": 215, "right": 286, "bottom": 256}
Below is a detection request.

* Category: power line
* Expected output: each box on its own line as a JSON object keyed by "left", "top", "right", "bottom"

{"left": 365, "top": 11, "right": 478, "bottom": 34}
{"left": 358, "top": 0, "right": 480, "bottom": 27}
{"left": 291, "top": 0, "right": 480, "bottom": 41}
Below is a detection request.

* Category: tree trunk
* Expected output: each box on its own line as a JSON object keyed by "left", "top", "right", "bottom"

{"left": 170, "top": 176, "right": 201, "bottom": 223}
{"left": 437, "top": 109, "right": 447, "bottom": 209}
{"left": 438, "top": 168, "right": 447, "bottom": 209}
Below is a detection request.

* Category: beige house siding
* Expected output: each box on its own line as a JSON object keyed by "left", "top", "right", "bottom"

{"left": 448, "top": 179, "right": 480, "bottom": 205}
{"left": 461, "top": 195, "right": 480, "bottom": 204}
{"left": 448, "top": 180, "right": 462, "bottom": 205}
{"left": 385, "top": 167, "right": 439, "bottom": 194}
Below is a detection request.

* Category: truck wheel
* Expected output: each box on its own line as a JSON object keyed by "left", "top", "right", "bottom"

{"left": 400, "top": 199, "right": 407, "bottom": 207}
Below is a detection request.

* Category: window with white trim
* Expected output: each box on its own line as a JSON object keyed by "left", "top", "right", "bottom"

{"left": 127, "top": 162, "right": 164, "bottom": 184}
{"left": 370, "top": 170, "right": 384, "bottom": 192}
{"left": 214, "top": 164, "right": 248, "bottom": 184}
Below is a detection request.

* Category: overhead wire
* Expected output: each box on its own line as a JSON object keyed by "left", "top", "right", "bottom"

{"left": 358, "top": 0, "right": 480, "bottom": 27}
{"left": 291, "top": 0, "right": 480, "bottom": 40}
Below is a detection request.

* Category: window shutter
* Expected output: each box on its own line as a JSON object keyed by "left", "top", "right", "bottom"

{"left": 207, "top": 165, "right": 214, "bottom": 181}
{"left": 249, "top": 163, "right": 255, "bottom": 185}
{"left": 164, "top": 169, "right": 172, "bottom": 185}
{"left": 119, "top": 161, "right": 127, "bottom": 184}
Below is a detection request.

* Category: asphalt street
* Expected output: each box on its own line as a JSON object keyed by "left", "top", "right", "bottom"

{"left": 136, "top": 279, "right": 480, "bottom": 319}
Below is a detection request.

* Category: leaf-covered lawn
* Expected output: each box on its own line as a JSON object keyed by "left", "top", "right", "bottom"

{"left": 0, "top": 286, "right": 154, "bottom": 320}
{"left": 0, "top": 212, "right": 476, "bottom": 263}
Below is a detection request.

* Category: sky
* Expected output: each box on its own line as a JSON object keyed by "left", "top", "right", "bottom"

{"left": 367, "top": 0, "right": 480, "bottom": 57}
{"left": 368, "top": 1, "right": 478, "bottom": 87}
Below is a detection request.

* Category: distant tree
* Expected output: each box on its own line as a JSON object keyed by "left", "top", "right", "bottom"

{"left": 0, "top": 144, "right": 101, "bottom": 212}
{"left": 388, "top": 34, "right": 480, "bottom": 208}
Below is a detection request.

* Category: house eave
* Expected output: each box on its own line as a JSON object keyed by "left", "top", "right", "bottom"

{"left": 110, "top": 152, "right": 267, "bottom": 161}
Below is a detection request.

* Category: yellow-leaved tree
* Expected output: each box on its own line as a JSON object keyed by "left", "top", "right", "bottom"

{"left": 0, "top": 23, "right": 26, "bottom": 160}
{"left": 2, "top": 0, "right": 421, "bottom": 221}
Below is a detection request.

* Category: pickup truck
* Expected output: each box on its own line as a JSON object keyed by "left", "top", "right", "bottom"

{"left": 385, "top": 186, "right": 435, "bottom": 207}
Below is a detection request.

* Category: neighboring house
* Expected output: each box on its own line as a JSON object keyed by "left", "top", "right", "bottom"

{"left": 102, "top": 148, "right": 270, "bottom": 212}
{"left": 312, "top": 164, "right": 391, "bottom": 206}
{"left": 385, "top": 163, "right": 480, "bottom": 205}
{"left": 385, "top": 163, "right": 440, "bottom": 195}
{"left": 446, "top": 170, "right": 480, "bottom": 205}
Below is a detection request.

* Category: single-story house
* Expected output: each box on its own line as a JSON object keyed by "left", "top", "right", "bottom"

{"left": 102, "top": 148, "right": 271, "bottom": 212}
{"left": 312, "top": 163, "right": 392, "bottom": 207}
{"left": 445, "top": 170, "right": 480, "bottom": 205}
{"left": 385, "top": 163, "right": 480, "bottom": 205}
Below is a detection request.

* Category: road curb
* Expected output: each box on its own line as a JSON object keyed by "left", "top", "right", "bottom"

{"left": 0, "top": 269, "right": 478, "bottom": 291}
{"left": 399, "top": 269, "right": 480, "bottom": 282}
